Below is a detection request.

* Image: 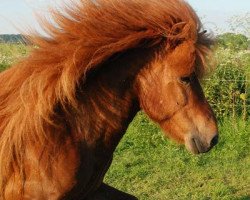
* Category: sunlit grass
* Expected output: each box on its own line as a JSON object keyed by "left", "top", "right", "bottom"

{"left": 105, "top": 113, "right": 250, "bottom": 199}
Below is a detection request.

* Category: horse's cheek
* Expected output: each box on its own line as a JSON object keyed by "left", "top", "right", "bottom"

{"left": 163, "top": 83, "right": 187, "bottom": 116}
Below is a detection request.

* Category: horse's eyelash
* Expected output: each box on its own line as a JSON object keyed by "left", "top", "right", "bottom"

{"left": 180, "top": 73, "right": 196, "bottom": 84}
{"left": 180, "top": 76, "right": 191, "bottom": 84}
{"left": 181, "top": 76, "right": 191, "bottom": 81}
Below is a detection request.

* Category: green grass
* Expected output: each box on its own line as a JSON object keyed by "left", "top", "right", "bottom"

{"left": 105, "top": 113, "right": 250, "bottom": 199}
{"left": 1, "top": 43, "right": 249, "bottom": 199}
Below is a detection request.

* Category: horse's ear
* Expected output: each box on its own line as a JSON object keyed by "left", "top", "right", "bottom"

{"left": 167, "top": 41, "right": 196, "bottom": 71}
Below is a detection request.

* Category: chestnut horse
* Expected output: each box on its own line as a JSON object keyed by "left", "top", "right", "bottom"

{"left": 0, "top": 0, "right": 218, "bottom": 199}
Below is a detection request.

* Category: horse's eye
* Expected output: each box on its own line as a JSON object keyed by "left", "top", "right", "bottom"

{"left": 180, "top": 76, "right": 191, "bottom": 85}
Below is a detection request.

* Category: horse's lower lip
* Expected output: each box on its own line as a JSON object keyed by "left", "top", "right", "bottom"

{"left": 186, "top": 137, "right": 211, "bottom": 154}
{"left": 193, "top": 138, "right": 211, "bottom": 154}
{"left": 190, "top": 138, "right": 200, "bottom": 154}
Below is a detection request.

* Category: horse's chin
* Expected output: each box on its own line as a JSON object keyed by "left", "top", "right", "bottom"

{"left": 185, "top": 137, "right": 212, "bottom": 155}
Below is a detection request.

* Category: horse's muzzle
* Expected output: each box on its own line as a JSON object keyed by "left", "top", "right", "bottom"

{"left": 186, "top": 133, "right": 219, "bottom": 154}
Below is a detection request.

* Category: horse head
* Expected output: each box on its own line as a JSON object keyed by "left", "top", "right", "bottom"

{"left": 135, "top": 40, "right": 218, "bottom": 154}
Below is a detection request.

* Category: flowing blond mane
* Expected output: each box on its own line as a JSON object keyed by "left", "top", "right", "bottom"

{"left": 0, "top": 0, "right": 213, "bottom": 196}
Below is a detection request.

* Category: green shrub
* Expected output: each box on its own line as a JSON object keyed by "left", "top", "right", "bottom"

{"left": 217, "top": 33, "right": 249, "bottom": 51}
{"left": 202, "top": 47, "right": 250, "bottom": 120}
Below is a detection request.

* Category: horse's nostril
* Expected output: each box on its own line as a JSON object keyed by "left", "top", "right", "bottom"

{"left": 210, "top": 134, "right": 219, "bottom": 147}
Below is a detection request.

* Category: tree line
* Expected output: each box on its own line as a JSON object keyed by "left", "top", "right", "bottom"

{"left": 0, "top": 34, "right": 26, "bottom": 44}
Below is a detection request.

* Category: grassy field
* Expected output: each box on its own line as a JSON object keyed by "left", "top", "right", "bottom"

{"left": 0, "top": 43, "right": 250, "bottom": 199}
{"left": 105, "top": 113, "right": 250, "bottom": 200}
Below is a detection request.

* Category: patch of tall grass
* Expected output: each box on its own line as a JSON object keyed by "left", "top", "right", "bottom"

{"left": 203, "top": 47, "right": 250, "bottom": 120}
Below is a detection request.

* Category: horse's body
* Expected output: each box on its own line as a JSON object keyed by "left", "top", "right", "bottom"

{"left": 0, "top": 0, "right": 218, "bottom": 199}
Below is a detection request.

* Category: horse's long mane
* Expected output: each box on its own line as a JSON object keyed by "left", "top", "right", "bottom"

{"left": 0, "top": 0, "right": 212, "bottom": 194}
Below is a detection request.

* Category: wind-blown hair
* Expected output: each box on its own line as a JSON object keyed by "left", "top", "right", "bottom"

{"left": 0, "top": 0, "right": 213, "bottom": 196}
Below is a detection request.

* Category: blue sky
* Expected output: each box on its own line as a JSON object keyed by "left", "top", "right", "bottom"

{"left": 0, "top": 0, "right": 249, "bottom": 35}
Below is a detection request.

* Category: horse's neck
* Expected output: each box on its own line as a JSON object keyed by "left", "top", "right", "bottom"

{"left": 79, "top": 86, "right": 139, "bottom": 152}
{"left": 75, "top": 49, "right": 152, "bottom": 153}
